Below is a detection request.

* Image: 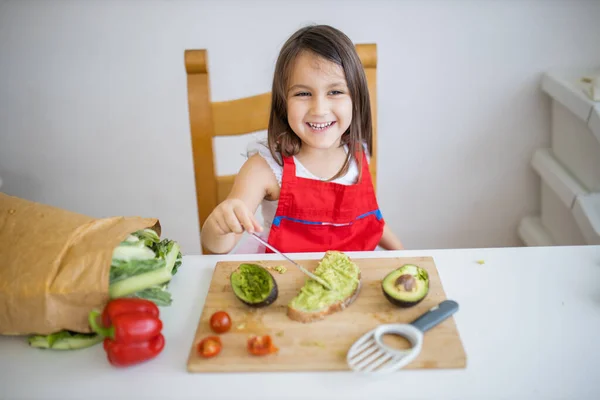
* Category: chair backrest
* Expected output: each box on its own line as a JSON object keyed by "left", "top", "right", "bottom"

{"left": 184, "top": 44, "right": 378, "bottom": 254}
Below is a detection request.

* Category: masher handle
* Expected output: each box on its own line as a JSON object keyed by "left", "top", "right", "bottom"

{"left": 411, "top": 300, "right": 459, "bottom": 332}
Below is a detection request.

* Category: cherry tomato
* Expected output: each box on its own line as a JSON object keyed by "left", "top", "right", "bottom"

{"left": 197, "top": 336, "right": 222, "bottom": 358}
{"left": 247, "top": 335, "right": 278, "bottom": 356}
{"left": 209, "top": 311, "right": 232, "bottom": 334}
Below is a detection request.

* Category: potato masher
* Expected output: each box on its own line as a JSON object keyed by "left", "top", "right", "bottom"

{"left": 346, "top": 300, "right": 459, "bottom": 373}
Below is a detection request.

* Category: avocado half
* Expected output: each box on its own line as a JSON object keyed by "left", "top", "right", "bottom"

{"left": 381, "top": 264, "right": 429, "bottom": 307}
{"left": 230, "top": 263, "right": 278, "bottom": 307}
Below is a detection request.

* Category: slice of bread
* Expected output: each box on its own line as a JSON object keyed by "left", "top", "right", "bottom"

{"left": 287, "top": 251, "right": 361, "bottom": 323}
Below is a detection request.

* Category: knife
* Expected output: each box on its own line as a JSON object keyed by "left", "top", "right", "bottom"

{"left": 249, "top": 233, "right": 332, "bottom": 290}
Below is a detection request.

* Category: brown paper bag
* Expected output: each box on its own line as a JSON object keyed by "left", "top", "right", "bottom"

{"left": 0, "top": 193, "right": 160, "bottom": 335}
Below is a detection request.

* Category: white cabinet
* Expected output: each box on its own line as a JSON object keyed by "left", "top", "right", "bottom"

{"left": 542, "top": 69, "right": 600, "bottom": 191}
{"left": 519, "top": 68, "right": 600, "bottom": 246}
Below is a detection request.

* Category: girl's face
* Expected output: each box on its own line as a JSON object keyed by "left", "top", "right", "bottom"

{"left": 286, "top": 51, "right": 352, "bottom": 152}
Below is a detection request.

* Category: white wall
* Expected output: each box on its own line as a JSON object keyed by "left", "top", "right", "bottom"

{"left": 1, "top": 0, "right": 600, "bottom": 254}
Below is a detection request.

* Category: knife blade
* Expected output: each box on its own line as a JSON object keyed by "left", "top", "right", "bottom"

{"left": 249, "top": 233, "right": 332, "bottom": 290}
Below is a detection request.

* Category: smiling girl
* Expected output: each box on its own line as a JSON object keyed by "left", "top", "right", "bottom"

{"left": 201, "top": 25, "right": 403, "bottom": 254}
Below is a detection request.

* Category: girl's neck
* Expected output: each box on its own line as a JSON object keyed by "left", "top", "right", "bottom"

{"left": 295, "top": 143, "right": 348, "bottom": 180}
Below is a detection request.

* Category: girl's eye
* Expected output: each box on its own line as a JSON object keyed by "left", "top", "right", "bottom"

{"left": 294, "top": 92, "right": 310, "bottom": 97}
{"left": 329, "top": 90, "right": 343, "bottom": 95}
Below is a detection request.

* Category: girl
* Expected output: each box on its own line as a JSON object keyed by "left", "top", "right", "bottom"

{"left": 201, "top": 24, "right": 404, "bottom": 254}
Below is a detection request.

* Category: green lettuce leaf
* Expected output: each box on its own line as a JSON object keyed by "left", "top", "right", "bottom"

{"left": 28, "top": 331, "right": 103, "bottom": 350}
{"left": 128, "top": 284, "right": 173, "bottom": 306}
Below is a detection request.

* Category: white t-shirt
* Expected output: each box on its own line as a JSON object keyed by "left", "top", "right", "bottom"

{"left": 232, "top": 141, "right": 368, "bottom": 254}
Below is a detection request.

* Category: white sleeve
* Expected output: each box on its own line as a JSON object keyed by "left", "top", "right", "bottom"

{"left": 246, "top": 141, "right": 283, "bottom": 186}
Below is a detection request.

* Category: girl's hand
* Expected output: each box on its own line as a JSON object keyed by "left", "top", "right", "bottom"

{"left": 206, "top": 199, "right": 263, "bottom": 236}
{"left": 200, "top": 154, "right": 277, "bottom": 254}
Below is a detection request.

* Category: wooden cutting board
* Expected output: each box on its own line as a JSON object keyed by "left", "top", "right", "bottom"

{"left": 186, "top": 255, "right": 466, "bottom": 372}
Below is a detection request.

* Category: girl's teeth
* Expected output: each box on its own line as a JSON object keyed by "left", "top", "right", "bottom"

{"left": 309, "top": 122, "right": 333, "bottom": 129}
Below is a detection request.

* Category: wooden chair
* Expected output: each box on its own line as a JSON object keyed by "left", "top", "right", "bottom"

{"left": 184, "top": 44, "right": 378, "bottom": 254}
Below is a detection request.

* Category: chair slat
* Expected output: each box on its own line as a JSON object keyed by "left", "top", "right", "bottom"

{"left": 212, "top": 93, "right": 271, "bottom": 136}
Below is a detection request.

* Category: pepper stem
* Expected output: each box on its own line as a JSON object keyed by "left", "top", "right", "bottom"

{"left": 88, "top": 310, "right": 115, "bottom": 339}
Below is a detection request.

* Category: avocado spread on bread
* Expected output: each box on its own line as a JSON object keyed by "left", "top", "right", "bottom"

{"left": 288, "top": 251, "right": 360, "bottom": 312}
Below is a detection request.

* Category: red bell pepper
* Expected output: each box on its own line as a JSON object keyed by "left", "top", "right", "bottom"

{"left": 103, "top": 334, "right": 165, "bottom": 367}
{"left": 101, "top": 298, "right": 159, "bottom": 328}
{"left": 89, "top": 310, "right": 162, "bottom": 344}
{"left": 88, "top": 298, "right": 165, "bottom": 367}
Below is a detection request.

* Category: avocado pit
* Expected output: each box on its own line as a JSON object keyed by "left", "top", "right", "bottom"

{"left": 394, "top": 274, "right": 416, "bottom": 292}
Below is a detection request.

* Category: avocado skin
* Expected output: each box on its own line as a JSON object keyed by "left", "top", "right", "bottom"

{"left": 381, "top": 264, "right": 429, "bottom": 308}
{"left": 382, "top": 287, "right": 424, "bottom": 308}
{"left": 230, "top": 264, "right": 279, "bottom": 308}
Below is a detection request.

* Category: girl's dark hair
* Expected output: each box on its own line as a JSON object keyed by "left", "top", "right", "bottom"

{"left": 267, "top": 24, "right": 372, "bottom": 181}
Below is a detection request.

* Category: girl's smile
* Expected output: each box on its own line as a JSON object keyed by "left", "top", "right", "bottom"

{"left": 306, "top": 121, "right": 336, "bottom": 132}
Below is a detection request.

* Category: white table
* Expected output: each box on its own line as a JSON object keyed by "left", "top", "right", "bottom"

{"left": 2, "top": 245, "right": 600, "bottom": 400}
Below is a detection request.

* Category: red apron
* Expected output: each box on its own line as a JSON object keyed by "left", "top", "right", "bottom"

{"left": 266, "top": 150, "right": 384, "bottom": 253}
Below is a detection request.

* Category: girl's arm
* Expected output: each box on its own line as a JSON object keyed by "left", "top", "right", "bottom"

{"left": 378, "top": 223, "right": 404, "bottom": 250}
{"left": 200, "top": 154, "right": 278, "bottom": 254}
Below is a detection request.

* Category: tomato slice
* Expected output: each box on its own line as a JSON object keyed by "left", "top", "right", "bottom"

{"left": 247, "top": 335, "right": 278, "bottom": 356}
{"left": 209, "top": 311, "right": 232, "bottom": 334}
{"left": 197, "top": 336, "right": 222, "bottom": 358}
